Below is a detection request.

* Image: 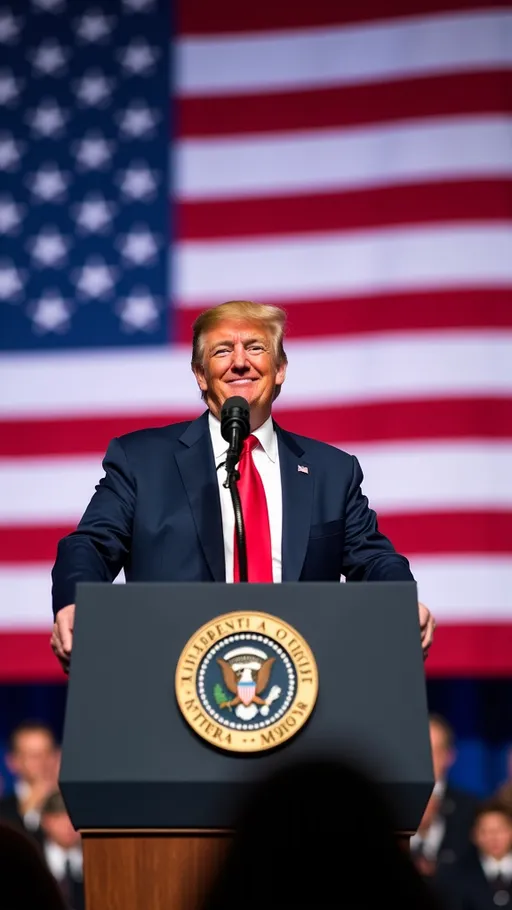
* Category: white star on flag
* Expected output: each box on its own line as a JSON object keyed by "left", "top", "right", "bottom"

{"left": 0, "top": 261, "right": 23, "bottom": 300}
{"left": 29, "top": 40, "right": 68, "bottom": 76}
{"left": 72, "top": 194, "right": 116, "bottom": 233}
{"left": 122, "top": 0, "right": 155, "bottom": 11}
{"left": 118, "top": 39, "right": 158, "bottom": 75}
{"left": 118, "top": 226, "right": 159, "bottom": 266}
{"left": 118, "top": 102, "right": 159, "bottom": 139}
{"left": 0, "top": 71, "right": 23, "bottom": 106}
{"left": 117, "top": 163, "right": 158, "bottom": 201}
{"left": 27, "top": 99, "right": 67, "bottom": 137}
{"left": 0, "top": 134, "right": 23, "bottom": 170}
{"left": 0, "top": 198, "right": 24, "bottom": 234}
{"left": 73, "top": 133, "right": 115, "bottom": 171}
{"left": 74, "top": 71, "right": 115, "bottom": 107}
{"left": 117, "top": 288, "right": 160, "bottom": 332}
{"left": 75, "top": 10, "right": 115, "bottom": 43}
{"left": 27, "top": 164, "right": 70, "bottom": 202}
{"left": 32, "top": 0, "right": 66, "bottom": 11}
{"left": 74, "top": 258, "right": 116, "bottom": 298}
{"left": 27, "top": 227, "right": 70, "bottom": 267}
{"left": 0, "top": 11, "right": 23, "bottom": 43}
{"left": 29, "top": 291, "right": 71, "bottom": 334}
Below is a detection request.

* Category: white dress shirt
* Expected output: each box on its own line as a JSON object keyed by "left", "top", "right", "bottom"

{"left": 481, "top": 853, "right": 512, "bottom": 882}
{"left": 44, "top": 841, "right": 83, "bottom": 881}
{"left": 209, "top": 411, "right": 282, "bottom": 583}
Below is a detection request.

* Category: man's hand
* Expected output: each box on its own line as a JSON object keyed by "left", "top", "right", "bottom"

{"left": 50, "top": 603, "right": 75, "bottom": 674}
{"left": 419, "top": 601, "right": 436, "bottom": 659}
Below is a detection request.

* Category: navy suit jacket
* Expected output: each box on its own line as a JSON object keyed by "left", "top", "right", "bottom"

{"left": 51, "top": 411, "right": 414, "bottom": 614}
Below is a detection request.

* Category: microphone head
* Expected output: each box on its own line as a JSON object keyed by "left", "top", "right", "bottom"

{"left": 220, "top": 395, "right": 250, "bottom": 444}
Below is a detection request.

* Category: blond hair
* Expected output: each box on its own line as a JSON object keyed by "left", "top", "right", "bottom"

{"left": 191, "top": 300, "right": 288, "bottom": 402}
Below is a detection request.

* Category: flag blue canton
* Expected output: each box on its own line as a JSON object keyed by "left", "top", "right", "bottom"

{"left": 0, "top": 0, "right": 169, "bottom": 350}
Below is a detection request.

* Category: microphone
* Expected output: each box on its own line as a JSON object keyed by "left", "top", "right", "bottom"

{"left": 220, "top": 396, "right": 250, "bottom": 476}
{"left": 220, "top": 395, "right": 250, "bottom": 582}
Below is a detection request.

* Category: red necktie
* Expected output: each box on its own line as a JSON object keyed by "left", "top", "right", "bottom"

{"left": 233, "top": 435, "right": 273, "bottom": 582}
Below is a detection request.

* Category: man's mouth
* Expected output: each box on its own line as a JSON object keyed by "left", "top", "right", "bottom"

{"left": 227, "top": 378, "right": 256, "bottom": 385}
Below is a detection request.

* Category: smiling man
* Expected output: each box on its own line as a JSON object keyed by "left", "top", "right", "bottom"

{"left": 51, "top": 300, "right": 435, "bottom": 671}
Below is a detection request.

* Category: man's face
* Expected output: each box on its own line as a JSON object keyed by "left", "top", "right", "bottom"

{"left": 193, "top": 320, "right": 286, "bottom": 427}
{"left": 473, "top": 811, "right": 512, "bottom": 861}
{"left": 42, "top": 812, "right": 81, "bottom": 850}
{"left": 7, "top": 730, "right": 59, "bottom": 786}
{"left": 429, "top": 721, "right": 454, "bottom": 781}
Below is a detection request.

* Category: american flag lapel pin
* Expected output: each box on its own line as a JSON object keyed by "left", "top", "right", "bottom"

{"left": 297, "top": 465, "right": 309, "bottom": 474}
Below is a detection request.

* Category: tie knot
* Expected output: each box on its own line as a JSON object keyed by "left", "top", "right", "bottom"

{"left": 243, "top": 434, "right": 259, "bottom": 454}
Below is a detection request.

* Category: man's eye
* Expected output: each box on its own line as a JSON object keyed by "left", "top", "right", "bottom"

{"left": 248, "top": 345, "right": 264, "bottom": 352}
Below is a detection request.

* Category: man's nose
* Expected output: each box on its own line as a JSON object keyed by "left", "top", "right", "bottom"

{"left": 231, "top": 344, "right": 249, "bottom": 371}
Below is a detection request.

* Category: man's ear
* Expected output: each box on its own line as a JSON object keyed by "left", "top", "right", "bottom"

{"left": 5, "top": 752, "right": 18, "bottom": 775}
{"left": 275, "top": 360, "right": 287, "bottom": 387}
{"left": 192, "top": 363, "right": 208, "bottom": 393}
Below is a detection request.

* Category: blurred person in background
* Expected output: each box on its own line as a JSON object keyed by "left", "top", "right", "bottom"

{"left": 412, "top": 713, "right": 479, "bottom": 878}
{"left": 50, "top": 300, "right": 435, "bottom": 672}
{"left": 0, "top": 820, "right": 67, "bottom": 910}
{"left": 37, "top": 790, "right": 84, "bottom": 910}
{"left": 200, "top": 753, "right": 443, "bottom": 910}
{"left": 436, "top": 801, "right": 512, "bottom": 910}
{"left": 0, "top": 720, "right": 60, "bottom": 834}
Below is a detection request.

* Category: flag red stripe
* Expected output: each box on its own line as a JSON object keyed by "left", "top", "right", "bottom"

{"left": 179, "top": 71, "right": 511, "bottom": 139}
{"left": 0, "top": 623, "right": 510, "bottom": 681}
{"left": 178, "top": 0, "right": 511, "bottom": 35}
{"left": 1, "top": 511, "right": 510, "bottom": 564}
{"left": 178, "top": 180, "right": 512, "bottom": 241}
{"left": 378, "top": 511, "right": 512, "bottom": 556}
{"left": 1, "top": 397, "right": 511, "bottom": 458}
{"left": 177, "top": 289, "right": 512, "bottom": 343}
{"left": 425, "top": 623, "right": 512, "bottom": 676}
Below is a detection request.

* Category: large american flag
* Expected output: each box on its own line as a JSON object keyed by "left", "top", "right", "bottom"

{"left": 1, "top": 0, "right": 511, "bottom": 680}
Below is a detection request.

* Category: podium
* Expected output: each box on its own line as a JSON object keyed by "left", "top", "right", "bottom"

{"left": 59, "top": 580, "right": 434, "bottom": 910}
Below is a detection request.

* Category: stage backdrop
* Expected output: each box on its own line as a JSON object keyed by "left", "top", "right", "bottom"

{"left": 0, "top": 0, "right": 511, "bottom": 680}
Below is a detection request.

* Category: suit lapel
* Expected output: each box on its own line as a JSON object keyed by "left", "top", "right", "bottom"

{"left": 276, "top": 424, "right": 313, "bottom": 581}
{"left": 175, "top": 411, "right": 225, "bottom": 582}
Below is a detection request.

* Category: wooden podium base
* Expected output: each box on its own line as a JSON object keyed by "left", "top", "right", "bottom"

{"left": 82, "top": 829, "right": 411, "bottom": 910}
{"left": 82, "top": 830, "right": 231, "bottom": 910}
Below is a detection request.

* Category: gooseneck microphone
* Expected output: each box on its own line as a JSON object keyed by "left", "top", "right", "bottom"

{"left": 220, "top": 396, "right": 250, "bottom": 582}
{"left": 220, "top": 395, "right": 250, "bottom": 476}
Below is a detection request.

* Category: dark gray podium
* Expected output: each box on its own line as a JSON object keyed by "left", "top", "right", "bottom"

{"left": 59, "top": 580, "right": 433, "bottom": 910}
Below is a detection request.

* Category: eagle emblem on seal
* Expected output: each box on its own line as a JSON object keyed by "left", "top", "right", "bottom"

{"left": 216, "top": 646, "right": 282, "bottom": 721}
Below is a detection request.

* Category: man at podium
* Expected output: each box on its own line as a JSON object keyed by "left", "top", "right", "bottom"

{"left": 50, "top": 300, "right": 435, "bottom": 672}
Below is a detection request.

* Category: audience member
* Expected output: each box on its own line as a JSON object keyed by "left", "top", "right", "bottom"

{"left": 0, "top": 720, "right": 60, "bottom": 834}
{"left": 411, "top": 714, "right": 479, "bottom": 877}
{"left": 37, "top": 790, "right": 85, "bottom": 910}
{"left": 201, "top": 753, "right": 444, "bottom": 910}
{"left": 0, "top": 819, "right": 67, "bottom": 910}
{"left": 435, "top": 800, "right": 512, "bottom": 910}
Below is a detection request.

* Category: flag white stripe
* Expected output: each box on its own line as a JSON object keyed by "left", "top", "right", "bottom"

{"left": 1, "top": 443, "right": 511, "bottom": 523}
{"left": 411, "top": 556, "right": 511, "bottom": 619}
{"left": 178, "top": 117, "right": 512, "bottom": 199}
{"left": 176, "top": 225, "right": 512, "bottom": 300}
{"left": 178, "top": 11, "right": 512, "bottom": 95}
{"left": 1, "top": 332, "right": 511, "bottom": 417}
{"left": 0, "top": 558, "right": 509, "bottom": 628}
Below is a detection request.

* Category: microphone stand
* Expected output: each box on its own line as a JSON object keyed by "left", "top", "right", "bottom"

{"left": 222, "top": 431, "right": 248, "bottom": 583}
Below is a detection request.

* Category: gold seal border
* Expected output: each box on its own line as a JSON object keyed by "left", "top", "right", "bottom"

{"left": 175, "top": 610, "right": 318, "bottom": 753}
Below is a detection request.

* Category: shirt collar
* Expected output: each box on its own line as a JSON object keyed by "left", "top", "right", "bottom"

{"left": 481, "top": 854, "right": 512, "bottom": 879}
{"left": 208, "top": 411, "right": 277, "bottom": 463}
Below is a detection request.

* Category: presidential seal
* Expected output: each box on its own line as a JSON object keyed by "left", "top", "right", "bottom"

{"left": 175, "top": 611, "right": 318, "bottom": 753}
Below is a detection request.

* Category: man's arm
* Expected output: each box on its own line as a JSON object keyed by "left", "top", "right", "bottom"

{"left": 50, "top": 437, "right": 136, "bottom": 671}
{"left": 51, "top": 437, "right": 136, "bottom": 612}
{"left": 342, "top": 455, "right": 413, "bottom": 582}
